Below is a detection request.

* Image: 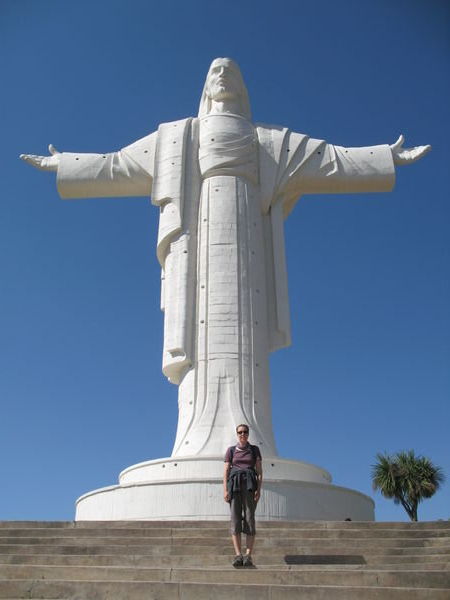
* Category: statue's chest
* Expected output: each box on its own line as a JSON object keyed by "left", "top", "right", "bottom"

{"left": 199, "top": 114, "right": 258, "bottom": 183}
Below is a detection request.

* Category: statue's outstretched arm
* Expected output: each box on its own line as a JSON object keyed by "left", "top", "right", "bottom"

{"left": 20, "top": 144, "right": 61, "bottom": 171}
{"left": 278, "top": 130, "right": 431, "bottom": 216}
{"left": 20, "top": 132, "right": 156, "bottom": 199}
{"left": 390, "top": 134, "right": 431, "bottom": 165}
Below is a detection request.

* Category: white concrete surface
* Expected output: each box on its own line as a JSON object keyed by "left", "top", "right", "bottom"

{"left": 21, "top": 58, "right": 429, "bottom": 521}
{"left": 76, "top": 456, "right": 374, "bottom": 521}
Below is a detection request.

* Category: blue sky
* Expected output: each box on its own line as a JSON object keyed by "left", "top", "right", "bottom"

{"left": 1, "top": 0, "right": 449, "bottom": 522}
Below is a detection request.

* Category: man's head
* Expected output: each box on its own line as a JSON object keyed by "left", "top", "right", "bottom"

{"left": 236, "top": 423, "right": 250, "bottom": 443}
{"left": 198, "top": 58, "right": 251, "bottom": 119}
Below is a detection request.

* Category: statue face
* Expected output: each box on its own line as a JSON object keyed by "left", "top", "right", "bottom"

{"left": 206, "top": 59, "right": 242, "bottom": 102}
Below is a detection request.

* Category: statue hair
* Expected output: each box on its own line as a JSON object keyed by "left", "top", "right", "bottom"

{"left": 198, "top": 58, "right": 251, "bottom": 120}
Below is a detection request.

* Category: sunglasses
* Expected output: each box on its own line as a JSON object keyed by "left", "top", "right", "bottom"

{"left": 237, "top": 430, "right": 249, "bottom": 435}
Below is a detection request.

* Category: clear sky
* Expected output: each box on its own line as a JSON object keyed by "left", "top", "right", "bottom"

{"left": 2, "top": 0, "right": 449, "bottom": 522}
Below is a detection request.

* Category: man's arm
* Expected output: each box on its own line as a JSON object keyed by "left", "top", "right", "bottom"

{"left": 223, "top": 461, "right": 231, "bottom": 502}
{"left": 254, "top": 458, "right": 263, "bottom": 502}
{"left": 20, "top": 132, "right": 157, "bottom": 200}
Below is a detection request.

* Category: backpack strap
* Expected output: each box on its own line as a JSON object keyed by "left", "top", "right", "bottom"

{"left": 249, "top": 444, "right": 259, "bottom": 464}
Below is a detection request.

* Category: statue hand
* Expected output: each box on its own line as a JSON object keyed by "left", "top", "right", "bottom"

{"left": 20, "top": 144, "right": 61, "bottom": 172}
{"left": 390, "top": 134, "right": 431, "bottom": 165}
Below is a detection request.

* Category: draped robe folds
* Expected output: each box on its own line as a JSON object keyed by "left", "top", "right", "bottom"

{"left": 57, "top": 117, "right": 395, "bottom": 458}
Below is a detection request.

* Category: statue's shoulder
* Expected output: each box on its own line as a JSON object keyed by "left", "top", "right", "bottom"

{"left": 155, "top": 118, "right": 195, "bottom": 157}
{"left": 255, "top": 123, "right": 290, "bottom": 161}
{"left": 255, "top": 122, "right": 286, "bottom": 132}
{"left": 158, "top": 117, "right": 194, "bottom": 131}
{"left": 255, "top": 122, "right": 290, "bottom": 142}
{"left": 256, "top": 123, "right": 314, "bottom": 155}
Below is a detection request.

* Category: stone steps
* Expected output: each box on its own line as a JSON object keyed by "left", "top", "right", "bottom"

{"left": 0, "top": 520, "right": 448, "bottom": 598}
{"left": 1, "top": 541, "right": 448, "bottom": 554}
{"left": 0, "top": 552, "right": 448, "bottom": 568}
{"left": 0, "top": 564, "right": 449, "bottom": 587}
{"left": 0, "top": 580, "right": 449, "bottom": 599}
{"left": 5, "top": 534, "right": 446, "bottom": 544}
{"left": 0, "top": 520, "right": 448, "bottom": 529}
{"left": 1, "top": 527, "right": 449, "bottom": 538}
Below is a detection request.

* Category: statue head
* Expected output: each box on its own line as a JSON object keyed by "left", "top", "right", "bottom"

{"left": 198, "top": 58, "right": 251, "bottom": 120}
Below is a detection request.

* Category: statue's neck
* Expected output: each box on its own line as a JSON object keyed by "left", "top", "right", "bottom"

{"left": 209, "top": 99, "right": 244, "bottom": 116}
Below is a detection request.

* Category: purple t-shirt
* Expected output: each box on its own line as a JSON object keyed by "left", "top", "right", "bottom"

{"left": 224, "top": 444, "right": 261, "bottom": 470}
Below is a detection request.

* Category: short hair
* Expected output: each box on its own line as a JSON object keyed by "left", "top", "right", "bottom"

{"left": 236, "top": 423, "right": 250, "bottom": 433}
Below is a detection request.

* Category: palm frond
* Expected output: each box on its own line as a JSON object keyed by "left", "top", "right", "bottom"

{"left": 371, "top": 450, "right": 444, "bottom": 521}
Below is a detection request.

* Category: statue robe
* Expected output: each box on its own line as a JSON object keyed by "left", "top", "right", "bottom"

{"left": 57, "top": 117, "right": 394, "bottom": 456}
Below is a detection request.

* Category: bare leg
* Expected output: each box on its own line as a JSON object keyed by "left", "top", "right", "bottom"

{"left": 232, "top": 533, "right": 242, "bottom": 555}
{"left": 245, "top": 534, "right": 254, "bottom": 555}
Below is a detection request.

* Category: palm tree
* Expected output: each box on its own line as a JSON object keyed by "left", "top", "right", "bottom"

{"left": 372, "top": 450, "right": 444, "bottom": 521}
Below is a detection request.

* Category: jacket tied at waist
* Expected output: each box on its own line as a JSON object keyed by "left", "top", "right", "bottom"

{"left": 227, "top": 467, "right": 258, "bottom": 501}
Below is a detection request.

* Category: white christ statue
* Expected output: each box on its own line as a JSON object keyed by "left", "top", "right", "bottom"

{"left": 21, "top": 58, "right": 430, "bottom": 462}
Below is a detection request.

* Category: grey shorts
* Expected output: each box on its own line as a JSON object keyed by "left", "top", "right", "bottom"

{"left": 230, "top": 488, "right": 256, "bottom": 535}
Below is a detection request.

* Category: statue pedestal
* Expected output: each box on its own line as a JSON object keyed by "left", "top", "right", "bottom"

{"left": 75, "top": 456, "right": 374, "bottom": 521}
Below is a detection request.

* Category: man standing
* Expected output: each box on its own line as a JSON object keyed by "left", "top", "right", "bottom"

{"left": 224, "top": 425, "right": 262, "bottom": 567}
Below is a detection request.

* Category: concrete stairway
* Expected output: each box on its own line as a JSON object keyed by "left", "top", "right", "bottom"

{"left": 0, "top": 520, "right": 448, "bottom": 598}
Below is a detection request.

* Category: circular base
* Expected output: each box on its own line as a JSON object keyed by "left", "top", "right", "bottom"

{"left": 75, "top": 456, "right": 374, "bottom": 521}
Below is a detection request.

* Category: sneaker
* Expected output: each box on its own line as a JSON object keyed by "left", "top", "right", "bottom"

{"left": 232, "top": 554, "right": 243, "bottom": 567}
{"left": 243, "top": 554, "right": 254, "bottom": 567}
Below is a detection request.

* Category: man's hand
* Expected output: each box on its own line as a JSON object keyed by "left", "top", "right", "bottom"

{"left": 390, "top": 135, "right": 431, "bottom": 165}
{"left": 20, "top": 144, "right": 61, "bottom": 172}
{"left": 254, "top": 489, "right": 260, "bottom": 503}
{"left": 224, "top": 491, "right": 230, "bottom": 502}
